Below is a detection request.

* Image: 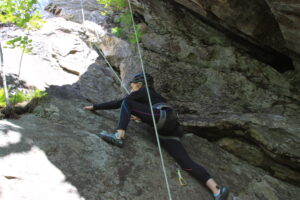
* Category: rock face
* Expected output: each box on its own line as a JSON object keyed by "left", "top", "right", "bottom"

{"left": 44, "top": 0, "right": 108, "bottom": 26}
{"left": 266, "top": 0, "right": 300, "bottom": 68}
{"left": 173, "top": 0, "right": 300, "bottom": 70}
{"left": 174, "top": 0, "right": 285, "bottom": 50}
{"left": 0, "top": 0, "right": 300, "bottom": 200}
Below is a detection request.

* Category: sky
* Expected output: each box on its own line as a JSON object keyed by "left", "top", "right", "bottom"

{"left": 38, "top": 0, "right": 51, "bottom": 16}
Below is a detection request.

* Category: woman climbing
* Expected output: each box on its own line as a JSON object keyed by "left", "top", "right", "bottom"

{"left": 84, "top": 72, "right": 229, "bottom": 200}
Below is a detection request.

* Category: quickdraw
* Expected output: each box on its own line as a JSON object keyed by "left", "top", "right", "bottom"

{"left": 175, "top": 164, "right": 187, "bottom": 186}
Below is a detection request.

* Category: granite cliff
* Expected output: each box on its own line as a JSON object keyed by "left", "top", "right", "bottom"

{"left": 0, "top": 0, "right": 299, "bottom": 199}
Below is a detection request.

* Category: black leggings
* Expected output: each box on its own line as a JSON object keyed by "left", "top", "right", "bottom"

{"left": 117, "top": 99, "right": 212, "bottom": 184}
{"left": 160, "top": 139, "right": 211, "bottom": 184}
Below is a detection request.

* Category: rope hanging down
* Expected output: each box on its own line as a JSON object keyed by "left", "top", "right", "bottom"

{"left": 93, "top": 45, "right": 130, "bottom": 94}
{"left": 80, "top": 1, "right": 172, "bottom": 199}
{"left": 126, "top": 1, "right": 173, "bottom": 199}
{"left": 80, "top": 0, "right": 129, "bottom": 94}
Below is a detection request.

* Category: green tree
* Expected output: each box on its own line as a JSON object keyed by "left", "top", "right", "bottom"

{"left": 0, "top": 0, "right": 44, "bottom": 52}
{"left": 0, "top": 88, "right": 47, "bottom": 107}
{"left": 0, "top": 0, "right": 44, "bottom": 117}
{"left": 0, "top": 43, "right": 10, "bottom": 109}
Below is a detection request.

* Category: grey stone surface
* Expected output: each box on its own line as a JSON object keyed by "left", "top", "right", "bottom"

{"left": 45, "top": 0, "right": 107, "bottom": 25}
{"left": 1, "top": 112, "right": 299, "bottom": 200}
{"left": 0, "top": 0, "right": 300, "bottom": 199}
{"left": 266, "top": 0, "right": 300, "bottom": 66}
{"left": 173, "top": 0, "right": 300, "bottom": 70}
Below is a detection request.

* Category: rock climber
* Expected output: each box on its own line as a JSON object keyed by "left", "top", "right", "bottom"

{"left": 84, "top": 72, "right": 229, "bottom": 200}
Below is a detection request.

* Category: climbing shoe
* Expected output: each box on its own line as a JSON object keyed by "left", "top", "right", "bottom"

{"left": 214, "top": 186, "right": 229, "bottom": 200}
{"left": 98, "top": 131, "right": 124, "bottom": 148}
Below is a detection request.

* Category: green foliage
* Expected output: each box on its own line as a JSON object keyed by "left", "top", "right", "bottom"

{"left": 0, "top": 88, "right": 47, "bottom": 107}
{"left": 31, "top": 89, "right": 47, "bottom": 99}
{"left": 96, "top": 0, "right": 128, "bottom": 12}
{"left": 13, "top": 91, "right": 27, "bottom": 104}
{"left": 0, "top": 89, "right": 6, "bottom": 107}
{"left": 111, "top": 27, "right": 124, "bottom": 37}
{"left": 0, "top": 0, "right": 44, "bottom": 52}
{"left": 4, "top": 36, "right": 33, "bottom": 53}
{"left": 96, "top": 0, "right": 143, "bottom": 43}
{"left": 0, "top": 0, "right": 44, "bottom": 29}
{"left": 118, "top": 12, "right": 132, "bottom": 25}
{"left": 129, "top": 24, "right": 142, "bottom": 44}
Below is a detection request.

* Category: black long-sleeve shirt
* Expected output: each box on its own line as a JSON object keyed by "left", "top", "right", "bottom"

{"left": 93, "top": 87, "right": 167, "bottom": 110}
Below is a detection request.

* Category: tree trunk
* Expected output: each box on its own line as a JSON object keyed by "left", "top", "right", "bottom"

{"left": 0, "top": 42, "right": 11, "bottom": 111}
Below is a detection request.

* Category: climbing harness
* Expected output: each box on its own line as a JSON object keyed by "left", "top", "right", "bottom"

{"left": 126, "top": 0, "right": 173, "bottom": 199}
{"left": 80, "top": 1, "right": 173, "bottom": 199}
{"left": 152, "top": 103, "right": 173, "bottom": 130}
{"left": 158, "top": 135, "right": 181, "bottom": 142}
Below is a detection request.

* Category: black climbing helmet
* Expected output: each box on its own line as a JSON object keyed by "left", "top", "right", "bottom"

{"left": 130, "top": 72, "right": 154, "bottom": 85}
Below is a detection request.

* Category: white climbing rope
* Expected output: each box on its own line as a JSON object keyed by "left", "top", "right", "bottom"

{"left": 93, "top": 45, "right": 130, "bottom": 94}
{"left": 80, "top": 0, "right": 85, "bottom": 22}
{"left": 127, "top": 1, "right": 173, "bottom": 199}
{"left": 80, "top": 0, "right": 130, "bottom": 94}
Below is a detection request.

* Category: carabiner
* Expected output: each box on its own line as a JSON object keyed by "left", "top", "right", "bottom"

{"left": 176, "top": 165, "right": 187, "bottom": 186}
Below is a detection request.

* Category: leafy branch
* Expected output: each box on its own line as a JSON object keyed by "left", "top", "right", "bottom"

{"left": 0, "top": 88, "right": 47, "bottom": 107}
{"left": 96, "top": 0, "right": 143, "bottom": 43}
{"left": 0, "top": 0, "right": 44, "bottom": 52}
{"left": 0, "top": 0, "right": 45, "bottom": 117}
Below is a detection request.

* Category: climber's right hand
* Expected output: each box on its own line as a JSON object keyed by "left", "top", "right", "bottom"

{"left": 84, "top": 105, "right": 94, "bottom": 110}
